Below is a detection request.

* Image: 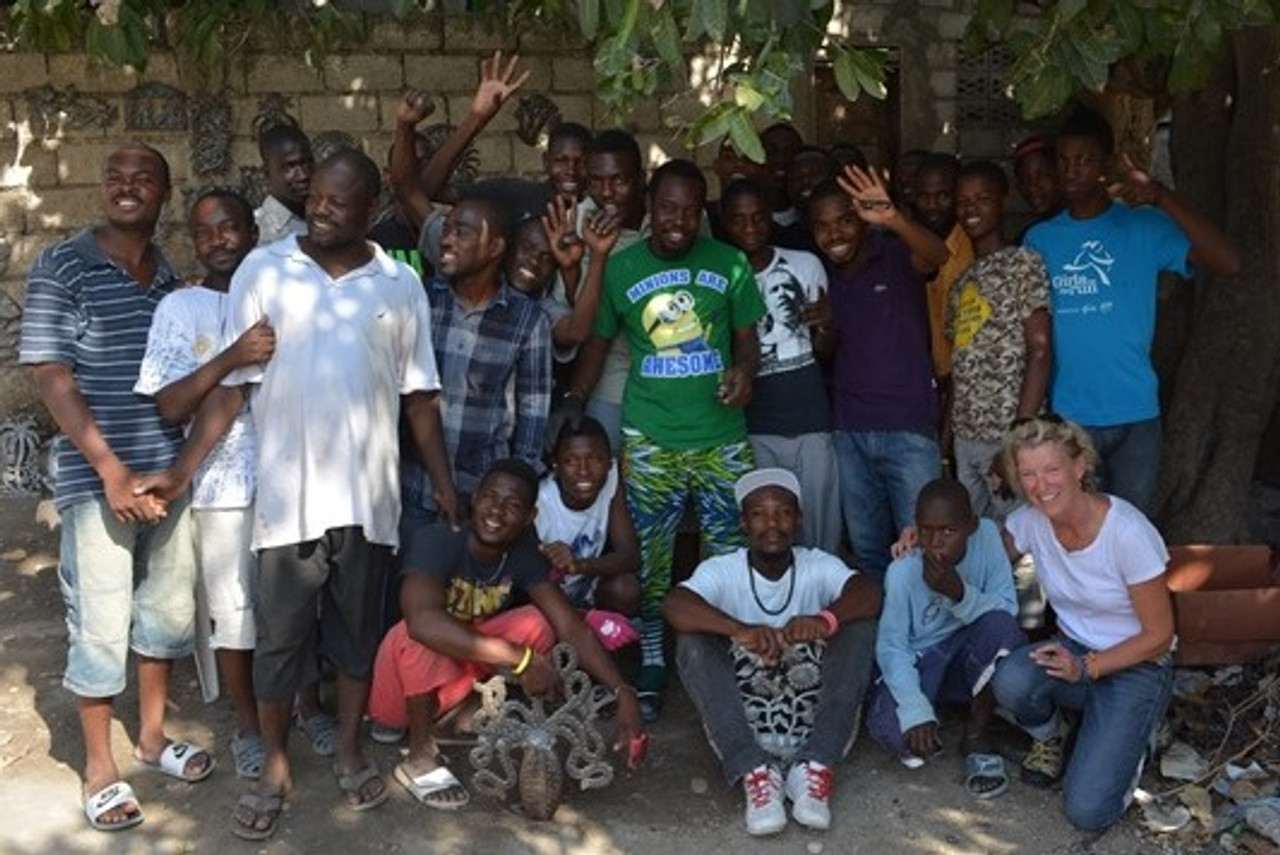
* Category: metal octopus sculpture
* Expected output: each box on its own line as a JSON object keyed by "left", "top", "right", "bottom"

{"left": 468, "top": 643, "right": 615, "bottom": 819}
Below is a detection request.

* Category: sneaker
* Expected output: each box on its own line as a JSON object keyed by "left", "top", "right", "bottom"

{"left": 370, "top": 723, "right": 406, "bottom": 745}
{"left": 742, "top": 765, "right": 787, "bottom": 836}
{"left": 1021, "top": 718, "right": 1069, "bottom": 787}
{"left": 635, "top": 665, "right": 666, "bottom": 724}
{"left": 785, "top": 760, "right": 833, "bottom": 830}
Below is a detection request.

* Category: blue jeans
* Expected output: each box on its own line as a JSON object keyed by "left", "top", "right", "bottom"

{"left": 866, "top": 611, "right": 1026, "bottom": 756}
{"left": 1084, "top": 418, "right": 1161, "bottom": 516}
{"left": 833, "top": 429, "right": 941, "bottom": 580}
{"left": 992, "top": 639, "right": 1173, "bottom": 832}
{"left": 676, "top": 620, "right": 876, "bottom": 783}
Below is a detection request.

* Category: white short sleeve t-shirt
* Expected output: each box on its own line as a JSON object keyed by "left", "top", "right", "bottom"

{"left": 680, "top": 546, "right": 854, "bottom": 628}
{"left": 134, "top": 285, "right": 255, "bottom": 510}
{"left": 534, "top": 463, "right": 619, "bottom": 607}
{"left": 1007, "top": 496, "right": 1169, "bottom": 649}
{"left": 223, "top": 238, "right": 440, "bottom": 551}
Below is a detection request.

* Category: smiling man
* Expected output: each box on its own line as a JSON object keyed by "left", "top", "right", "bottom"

{"left": 664, "top": 468, "right": 880, "bottom": 835}
{"left": 20, "top": 144, "right": 209, "bottom": 833}
{"left": 807, "top": 167, "right": 949, "bottom": 582}
{"left": 220, "top": 150, "right": 457, "bottom": 840}
{"left": 568, "top": 159, "right": 766, "bottom": 721}
{"left": 398, "top": 195, "right": 551, "bottom": 545}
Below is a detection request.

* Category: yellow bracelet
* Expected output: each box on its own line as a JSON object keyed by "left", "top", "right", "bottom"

{"left": 1085, "top": 652, "right": 1101, "bottom": 681}
{"left": 511, "top": 646, "right": 534, "bottom": 677}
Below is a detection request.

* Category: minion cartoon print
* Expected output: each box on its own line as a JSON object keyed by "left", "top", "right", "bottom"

{"left": 637, "top": 288, "right": 724, "bottom": 378}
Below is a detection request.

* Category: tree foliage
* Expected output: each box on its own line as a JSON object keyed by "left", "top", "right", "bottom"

{"left": 965, "top": 0, "right": 1279, "bottom": 119}
{"left": 4, "top": 0, "right": 1279, "bottom": 153}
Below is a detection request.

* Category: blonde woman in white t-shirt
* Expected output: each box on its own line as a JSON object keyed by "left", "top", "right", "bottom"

{"left": 990, "top": 415, "right": 1174, "bottom": 833}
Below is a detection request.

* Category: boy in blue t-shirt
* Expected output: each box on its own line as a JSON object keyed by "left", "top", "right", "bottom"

{"left": 1023, "top": 105, "right": 1239, "bottom": 514}
{"left": 866, "top": 479, "right": 1026, "bottom": 798}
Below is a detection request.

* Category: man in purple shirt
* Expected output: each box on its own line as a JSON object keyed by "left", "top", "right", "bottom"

{"left": 806, "top": 168, "right": 950, "bottom": 580}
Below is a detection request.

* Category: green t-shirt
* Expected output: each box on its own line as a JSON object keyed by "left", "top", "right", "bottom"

{"left": 594, "top": 236, "right": 766, "bottom": 449}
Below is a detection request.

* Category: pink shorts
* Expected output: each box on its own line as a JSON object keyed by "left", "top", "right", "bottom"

{"left": 368, "top": 605, "right": 555, "bottom": 728}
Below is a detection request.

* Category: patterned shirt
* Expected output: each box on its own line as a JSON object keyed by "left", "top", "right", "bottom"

{"left": 19, "top": 229, "right": 184, "bottom": 509}
{"left": 947, "top": 246, "right": 1050, "bottom": 442}
{"left": 134, "top": 285, "right": 256, "bottom": 511}
{"left": 401, "top": 276, "right": 552, "bottom": 511}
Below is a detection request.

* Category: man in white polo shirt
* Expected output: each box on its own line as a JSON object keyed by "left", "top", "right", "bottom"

{"left": 220, "top": 150, "right": 457, "bottom": 840}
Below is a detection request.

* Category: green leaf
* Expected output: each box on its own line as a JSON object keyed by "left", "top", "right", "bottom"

{"left": 734, "top": 82, "right": 766, "bottom": 111}
{"left": 652, "top": 6, "right": 682, "bottom": 71}
{"left": 832, "top": 49, "right": 862, "bottom": 102}
{"left": 695, "top": 0, "right": 728, "bottom": 42}
{"left": 727, "top": 108, "right": 766, "bottom": 163}
{"left": 1055, "top": 0, "right": 1088, "bottom": 23}
{"left": 578, "top": 0, "right": 600, "bottom": 39}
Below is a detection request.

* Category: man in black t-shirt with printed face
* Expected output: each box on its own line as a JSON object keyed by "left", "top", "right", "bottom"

{"left": 369, "top": 459, "right": 644, "bottom": 810}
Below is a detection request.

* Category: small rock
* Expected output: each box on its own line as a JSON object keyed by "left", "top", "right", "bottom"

{"left": 1161, "top": 741, "right": 1209, "bottom": 781}
{"left": 0, "top": 548, "right": 27, "bottom": 561}
{"left": 806, "top": 842, "right": 823, "bottom": 854}
{"left": 689, "top": 776, "right": 707, "bottom": 794}
{"left": 1179, "top": 784, "right": 1213, "bottom": 828}
{"left": 1246, "top": 803, "right": 1280, "bottom": 846}
{"left": 1141, "top": 800, "right": 1192, "bottom": 833}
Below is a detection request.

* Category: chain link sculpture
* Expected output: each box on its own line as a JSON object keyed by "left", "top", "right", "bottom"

{"left": 468, "top": 643, "right": 615, "bottom": 819}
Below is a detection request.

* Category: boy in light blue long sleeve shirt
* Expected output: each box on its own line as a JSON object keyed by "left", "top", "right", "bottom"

{"left": 866, "top": 480, "right": 1026, "bottom": 797}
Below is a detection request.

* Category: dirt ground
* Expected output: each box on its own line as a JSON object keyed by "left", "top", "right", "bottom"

{"left": 0, "top": 496, "right": 1184, "bottom": 854}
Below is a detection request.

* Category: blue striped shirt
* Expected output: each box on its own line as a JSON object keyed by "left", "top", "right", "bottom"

{"left": 19, "top": 229, "right": 184, "bottom": 508}
{"left": 401, "top": 276, "right": 551, "bottom": 511}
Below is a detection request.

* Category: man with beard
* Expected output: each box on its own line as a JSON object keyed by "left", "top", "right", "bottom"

{"left": 254, "top": 124, "right": 313, "bottom": 245}
{"left": 220, "top": 150, "right": 457, "bottom": 840}
{"left": 568, "top": 159, "right": 766, "bottom": 722}
{"left": 665, "top": 468, "right": 880, "bottom": 835}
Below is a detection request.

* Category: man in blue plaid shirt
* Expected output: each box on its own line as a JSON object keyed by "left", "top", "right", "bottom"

{"left": 400, "top": 195, "right": 552, "bottom": 542}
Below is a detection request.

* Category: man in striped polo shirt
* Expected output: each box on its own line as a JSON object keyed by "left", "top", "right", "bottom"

{"left": 20, "top": 144, "right": 211, "bottom": 832}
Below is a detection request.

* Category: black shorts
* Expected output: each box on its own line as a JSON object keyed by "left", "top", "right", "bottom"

{"left": 253, "top": 526, "right": 391, "bottom": 702}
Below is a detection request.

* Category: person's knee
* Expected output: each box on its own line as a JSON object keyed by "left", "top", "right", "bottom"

{"left": 1063, "top": 786, "right": 1123, "bottom": 833}
{"left": 596, "top": 574, "right": 641, "bottom": 617}
{"left": 990, "top": 646, "right": 1038, "bottom": 708}
{"left": 675, "top": 632, "right": 725, "bottom": 674}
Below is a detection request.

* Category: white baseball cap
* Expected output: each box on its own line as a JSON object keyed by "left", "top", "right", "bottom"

{"left": 734, "top": 468, "right": 802, "bottom": 509}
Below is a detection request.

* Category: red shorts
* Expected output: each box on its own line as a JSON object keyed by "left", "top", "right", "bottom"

{"left": 368, "top": 605, "right": 555, "bottom": 728}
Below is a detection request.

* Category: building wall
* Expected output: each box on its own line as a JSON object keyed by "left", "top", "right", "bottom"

{"left": 0, "top": 6, "right": 988, "bottom": 423}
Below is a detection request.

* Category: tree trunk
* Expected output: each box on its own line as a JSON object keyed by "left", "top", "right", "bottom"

{"left": 1157, "top": 25, "right": 1280, "bottom": 543}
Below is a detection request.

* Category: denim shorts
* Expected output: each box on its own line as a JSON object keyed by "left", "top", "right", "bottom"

{"left": 59, "top": 495, "right": 197, "bottom": 697}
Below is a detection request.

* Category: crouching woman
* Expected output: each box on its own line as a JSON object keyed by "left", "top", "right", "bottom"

{"left": 991, "top": 415, "right": 1174, "bottom": 833}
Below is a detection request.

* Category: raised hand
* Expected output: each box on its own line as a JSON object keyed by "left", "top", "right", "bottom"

{"left": 581, "top": 208, "right": 621, "bottom": 257}
{"left": 471, "top": 50, "right": 531, "bottom": 120}
{"left": 836, "top": 163, "right": 898, "bottom": 226}
{"left": 1110, "top": 152, "right": 1161, "bottom": 207}
{"left": 396, "top": 88, "right": 436, "bottom": 126}
{"left": 541, "top": 195, "right": 585, "bottom": 271}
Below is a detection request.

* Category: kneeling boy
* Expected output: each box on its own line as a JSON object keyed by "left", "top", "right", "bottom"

{"left": 369, "top": 459, "right": 644, "bottom": 810}
{"left": 867, "top": 479, "right": 1026, "bottom": 797}
{"left": 664, "top": 468, "right": 880, "bottom": 836}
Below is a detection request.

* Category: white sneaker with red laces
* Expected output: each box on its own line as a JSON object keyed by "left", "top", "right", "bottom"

{"left": 742, "top": 764, "right": 787, "bottom": 836}
{"left": 785, "top": 760, "right": 833, "bottom": 830}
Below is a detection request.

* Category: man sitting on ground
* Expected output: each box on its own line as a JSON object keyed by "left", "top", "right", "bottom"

{"left": 866, "top": 479, "right": 1025, "bottom": 797}
{"left": 664, "top": 468, "right": 880, "bottom": 836}
{"left": 369, "top": 459, "right": 644, "bottom": 811}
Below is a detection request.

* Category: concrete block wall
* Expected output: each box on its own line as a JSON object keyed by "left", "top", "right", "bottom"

{"left": 0, "top": 6, "right": 974, "bottom": 420}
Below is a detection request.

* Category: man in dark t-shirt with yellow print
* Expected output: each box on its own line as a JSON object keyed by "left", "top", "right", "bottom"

{"left": 368, "top": 459, "right": 644, "bottom": 811}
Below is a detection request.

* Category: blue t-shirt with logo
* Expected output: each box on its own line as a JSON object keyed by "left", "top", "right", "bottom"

{"left": 1025, "top": 203, "right": 1190, "bottom": 426}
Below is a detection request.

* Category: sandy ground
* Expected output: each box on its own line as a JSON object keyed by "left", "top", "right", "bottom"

{"left": 0, "top": 496, "right": 1182, "bottom": 855}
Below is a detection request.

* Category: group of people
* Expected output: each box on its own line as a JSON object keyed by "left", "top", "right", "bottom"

{"left": 20, "top": 49, "right": 1238, "bottom": 842}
